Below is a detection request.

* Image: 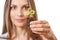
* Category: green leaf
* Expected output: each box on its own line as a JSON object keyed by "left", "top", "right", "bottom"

{"left": 26, "top": 8, "right": 35, "bottom": 15}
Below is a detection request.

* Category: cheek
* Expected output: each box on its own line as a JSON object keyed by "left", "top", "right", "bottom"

{"left": 10, "top": 11, "right": 16, "bottom": 23}
{"left": 22, "top": 9, "right": 27, "bottom": 17}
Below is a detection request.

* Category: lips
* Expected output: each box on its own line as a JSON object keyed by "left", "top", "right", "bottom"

{"left": 16, "top": 18, "right": 25, "bottom": 22}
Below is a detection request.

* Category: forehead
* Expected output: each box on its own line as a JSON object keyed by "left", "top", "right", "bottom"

{"left": 11, "top": 0, "right": 29, "bottom": 5}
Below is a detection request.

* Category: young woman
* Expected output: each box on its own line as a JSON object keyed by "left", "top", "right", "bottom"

{"left": 0, "top": 0, "right": 57, "bottom": 40}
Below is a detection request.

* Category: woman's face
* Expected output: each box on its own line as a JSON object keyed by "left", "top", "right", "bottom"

{"left": 10, "top": 0, "right": 30, "bottom": 27}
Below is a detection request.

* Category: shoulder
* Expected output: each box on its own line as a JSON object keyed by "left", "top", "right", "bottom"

{"left": 0, "top": 33, "right": 8, "bottom": 40}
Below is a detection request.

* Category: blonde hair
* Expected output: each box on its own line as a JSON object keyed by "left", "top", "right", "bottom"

{"left": 2, "top": 0, "right": 41, "bottom": 40}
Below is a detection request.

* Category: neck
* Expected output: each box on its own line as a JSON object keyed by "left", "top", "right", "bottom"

{"left": 16, "top": 26, "right": 28, "bottom": 36}
{"left": 12, "top": 25, "right": 32, "bottom": 37}
{"left": 10, "top": 25, "right": 33, "bottom": 40}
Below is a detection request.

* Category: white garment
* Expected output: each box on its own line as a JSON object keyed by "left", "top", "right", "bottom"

{"left": 0, "top": 33, "right": 8, "bottom": 40}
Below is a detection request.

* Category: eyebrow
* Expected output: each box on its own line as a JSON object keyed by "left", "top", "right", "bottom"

{"left": 11, "top": 3, "right": 29, "bottom": 6}
{"left": 10, "top": 3, "right": 30, "bottom": 9}
{"left": 22, "top": 4, "right": 29, "bottom": 7}
{"left": 10, "top": 4, "right": 16, "bottom": 7}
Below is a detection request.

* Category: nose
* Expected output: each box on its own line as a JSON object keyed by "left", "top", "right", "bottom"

{"left": 17, "top": 8, "right": 23, "bottom": 17}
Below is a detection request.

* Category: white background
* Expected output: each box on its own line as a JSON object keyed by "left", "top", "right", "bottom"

{"left": 0, "top": 0, "right": 60, "bottom": 40}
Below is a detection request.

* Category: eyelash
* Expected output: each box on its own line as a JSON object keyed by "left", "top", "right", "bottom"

{"left": 23, "top": 6, "right": 30, "bottom": 10}
{"left": 10, "top": 6, "right": 30, "bottom": 10}
{"left": 10, "top": 6, "right": 16, "bottom": 10}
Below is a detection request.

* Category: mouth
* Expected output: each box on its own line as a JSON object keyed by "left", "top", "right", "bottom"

{"left": 16, "top": 18, "right": 25, "bottom": 22}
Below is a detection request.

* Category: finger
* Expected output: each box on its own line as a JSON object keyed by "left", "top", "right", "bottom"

{"left": 32, "top": 31, "right": 48, "bottom": 35}
{"left": 30, "top": 24, "right": 50, "bottom": 28}
{"left": 31, "top": 28, "right": 50, "bottom": 33}
{"left": 40, "top": 35, "right": 48, "bottom": 40}
{"left": 30, "top": 20, "right": 48, "bottom": 25}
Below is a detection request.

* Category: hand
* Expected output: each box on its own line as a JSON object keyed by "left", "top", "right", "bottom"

{"left": 30, "top": 20, "right": 52, "bottom": 40}
{"left": 30, "top": 20, "right": 50, "bottom": 35}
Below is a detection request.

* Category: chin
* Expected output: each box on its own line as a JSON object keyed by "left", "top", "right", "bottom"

{"left": 15, "top": 22, "right": 26, "bottom": 27}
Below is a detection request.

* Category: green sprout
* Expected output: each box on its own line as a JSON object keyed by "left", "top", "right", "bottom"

{"left": 26, "top": 8, "right": 35, "bottom": 15}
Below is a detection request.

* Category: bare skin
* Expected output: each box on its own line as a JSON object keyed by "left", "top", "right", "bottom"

{"left": 10, "top": 0, "right": 56, "bottom": 40}
{"left": 10, "top": 0, "right": 32, "bottom": 40}
{"left": 30, "top": 20, "right": 57, "bottom": 40}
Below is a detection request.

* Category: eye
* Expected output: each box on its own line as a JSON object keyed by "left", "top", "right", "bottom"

{"left": 23, "top": 6, "right": 30, "bottom": 10}
{"left": 10, "top": 5, "right": 17, "bottom": 10}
